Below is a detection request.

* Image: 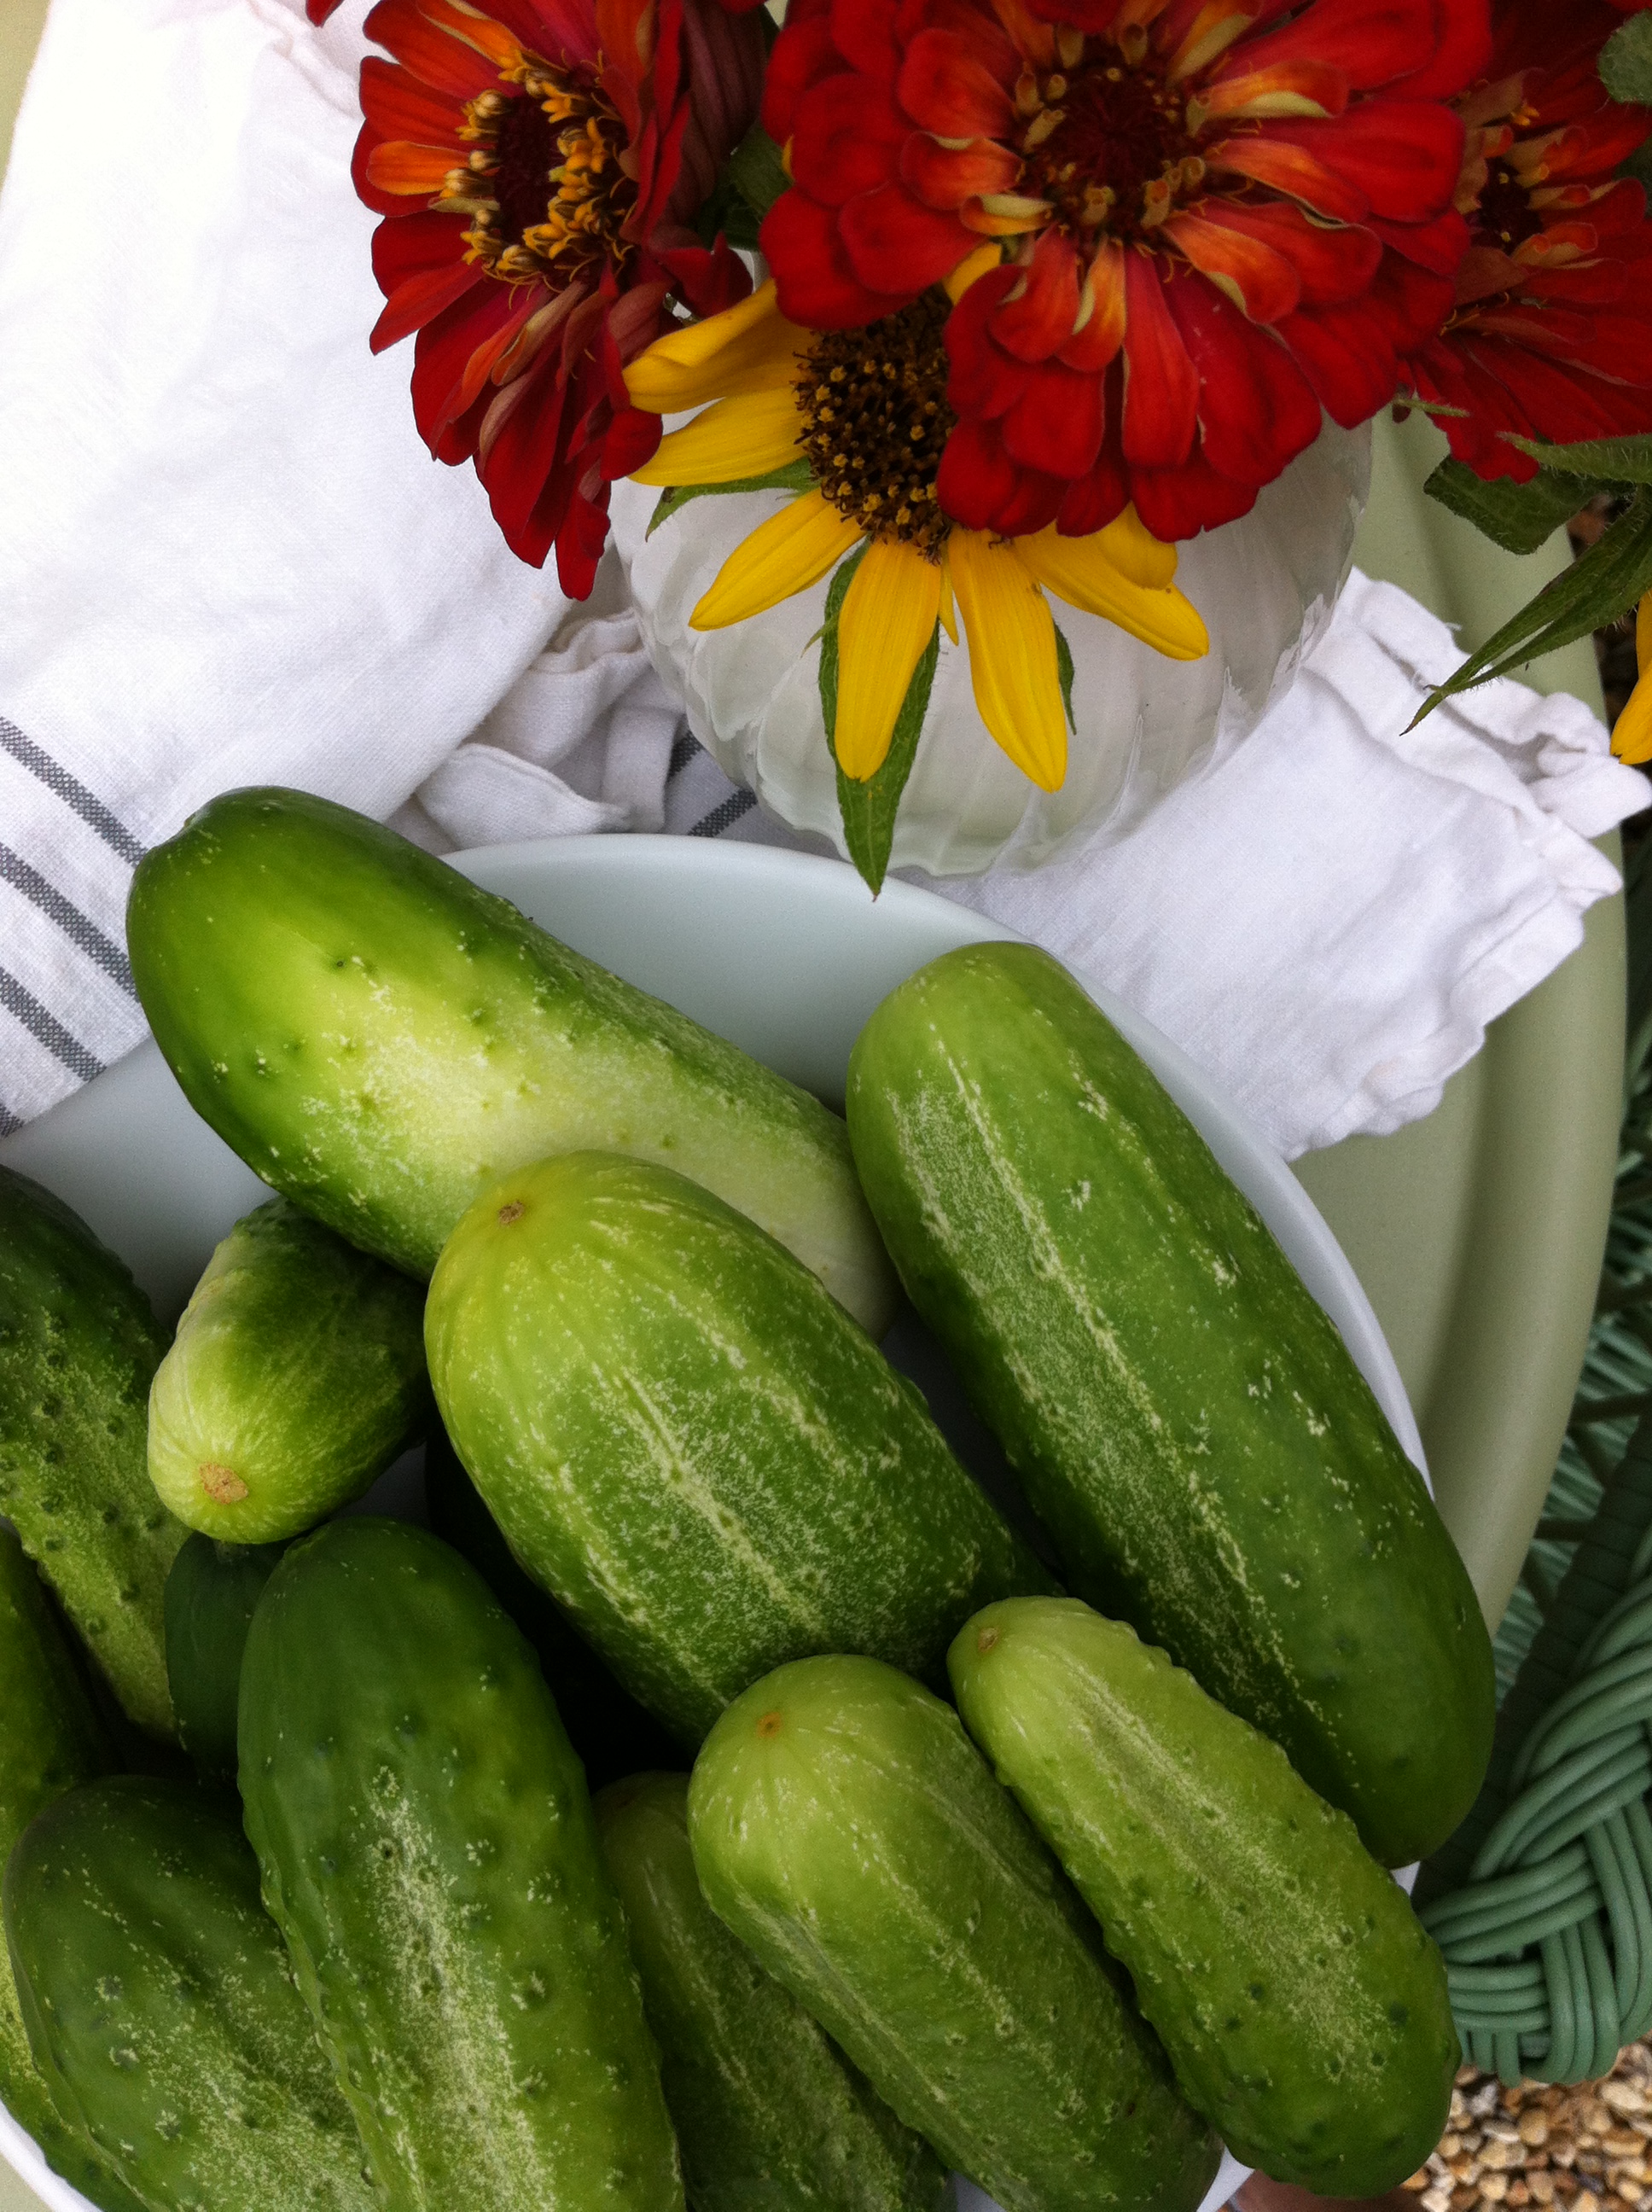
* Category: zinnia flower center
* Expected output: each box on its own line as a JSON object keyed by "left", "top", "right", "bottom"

{"left": 795, "top": 297, "right": 955, "bottom": 561}
{"left": 442, "top": 62, "right": 637, "bottom": 287}
{"left": 1475, "top": 160, "right": 1544, "bottom": 255}
{"left": 1024, "top": 49, "right": 1204, "bottom": 237}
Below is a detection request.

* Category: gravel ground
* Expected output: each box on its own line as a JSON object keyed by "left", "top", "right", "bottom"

{"left": 1405, "top": 2046, "right": 1652, "bottom": 2212}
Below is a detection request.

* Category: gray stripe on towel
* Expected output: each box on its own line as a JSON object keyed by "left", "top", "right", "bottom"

{"left": 688, "top": 789, "right": 757, "bottom": 838}
{"left": 0, "top": 719, "right": 147, "bottom": 867}
{"left": 0, "top": 1102, "right": 20, "bottom": 1139}
{"left": 0, "top": 842, "right": 137, "bottom": 997}
{"left": 667, "top": 728, "right": 702, "bottom": 780}
{"left": 0, "top": 966, "right": 105, "bottom": 1084}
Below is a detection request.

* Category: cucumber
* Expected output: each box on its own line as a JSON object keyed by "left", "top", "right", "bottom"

{"left": 0, "top": 1165, "right": 185, "bottom": 1738}
{"left": 0, "top": 1528, "right": 143, "bottom": 2212}
{"left": 3, "top": 1775, "right": 375, "bottom": 2212}
{"left": 126, "top": 786, "right": 895, "bottom": 1332}
{"left": 424, "top": 1421, "right": 678, "bottom": 1790}
{"left": 164, "top": 1533, "right": 286, "bottom": 1782}
{"left": 595, "top": 1770, "right": 951, "bottom": 2212}
{"left": 238, "top": 1516, "right": 683, "bottom": 2212}
{"left": 949, "top": 1597, "right": 1458, "bottom": 2194}
{"left": 148, "top": 1197, "right": 428, "bottom": 1543}
{"left": 426, "top": 1151, "right": 1051, "bottom": 1746}
{"left": 846, "top": 943, "right": 1494, "bottom": 1866}
{"left": 687, "top": 1654, "right": 1221, "bottom": 2212}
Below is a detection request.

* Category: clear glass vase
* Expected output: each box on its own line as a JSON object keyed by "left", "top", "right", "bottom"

{"left": 609, "top": 418, "right": 1371, "bottom": 877}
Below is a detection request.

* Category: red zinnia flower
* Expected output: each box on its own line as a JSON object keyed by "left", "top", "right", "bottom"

{"left": 760, "top": 0, "right": 1486, "bottom": 544}
{"left": 327, "top": 0, "right": 764, "bottom": 595}
{"left": 1401, "top": 0, "right": 1652, "bottom": 484}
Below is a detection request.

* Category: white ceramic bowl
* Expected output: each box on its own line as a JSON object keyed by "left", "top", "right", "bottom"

{"left": 0, "top": 835, "right": 1423, "bottom": 2212}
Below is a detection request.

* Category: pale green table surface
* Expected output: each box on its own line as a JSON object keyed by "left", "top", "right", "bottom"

{"left": 0, "top": 2, "right": 1632, "bottom": 2203}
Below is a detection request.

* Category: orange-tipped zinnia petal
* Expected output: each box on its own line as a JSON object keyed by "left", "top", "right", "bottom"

{"left": 835, "top": 541, "right": 945, "bottom": 780}
{"left": 631, "top": 387, "right": 805, "bottom": 485}
{"left": 949, "top": 528, "right": 1067, "bottom": 789}
{"left": 692, "top": 492, "right": 864, "bottom": 629}
{"left": 625, "top": 282, "right": 809, "bottom": 412}
{"left": 1013, "top": 525, "right": 1209, "bottom": 661}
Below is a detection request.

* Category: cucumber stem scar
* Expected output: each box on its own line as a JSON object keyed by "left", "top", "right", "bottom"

{"left": 198, "top": 1463, "right": 248, "bottom": 1505}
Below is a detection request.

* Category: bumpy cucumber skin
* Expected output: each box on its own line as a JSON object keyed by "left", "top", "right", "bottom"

{"left": 424, "top": 1422, "right": 678, "bottom": 1790}
{"left": 148, "top": 1197, "right": 428, "bottom": 1543}
{"left": 950, "top": 1598, "right": 1458, "bottom": 2196}
{"left": 427, "top": 1151, "right": 1051, "bottom": 1745}
{"left": 239, "top": 1516, "right": 684, "bottom": 2212}
{"left": 125, "top": 785, "right": 895, "bottom": 1331}
{"left": 846, "top": 943, "right": 1495, "bottom": 1866}
{"left": 0, "top": 1529, "right": 143, "bottom": 2212}
{"left": 163, "top": 1533, "right": 286, "bottom": 1782}
{"left": 596, "top": 1771, "right": 951, "bottom": 2212}
{"left": 4, "top": 1776, "right": 375, "bottom": 2212}
{"left": 687, "top": 1655, "right": 1220, "bottom": 2212}
{"left": 0, "top": 1166, "right": 185, "bottom": 1738}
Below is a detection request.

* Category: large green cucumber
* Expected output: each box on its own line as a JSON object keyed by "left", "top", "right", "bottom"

{"left": 426, "top": 1152, "right": 1050, "bottom": 1745}
{"left": 595, "top": 1771, "right": 951, "bottom": 2212}
{"left": 687, "top": 1655, "right": 1221, "bottom": 2212}
{"left": 163, "top": 1533, "right": 286, "bottom": 1782}
{"left": 846, "top": 943, "right": 1494, "bottom": 1866}
{"left": 0, "top": 1528, "right": 143, "bottom": 2212}
{"left": 424, "top": 1421, "right": 678, "bottom": 1789}
{"left": 4, "top": 1775, "right": 375, "bottom": 2212}
{"left": 239, "top": 1516, "right": 683, "bottom": 2212}
{"left": 0, "top": 1166, "right": 185, "bottom": 1738}
{"left": 125, "top": 786, "right": 895, "bottom": 1331}
{"left": 949, "top": 1597, "right": 1458, "bottom": 2194}
{"left": 148, "top": 1197, "right": 428, "bottom": 1543}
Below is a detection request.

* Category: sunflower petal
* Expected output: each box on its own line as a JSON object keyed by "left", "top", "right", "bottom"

{"left": 625, "top": 282, "right": 810, "bottom": 412}
{"left": 835, "top": 542, "right": 945, "bottom": 780}
{"left": 950, "top": 528, "right": 1067, "bottom": 789}
{"left": 1092, "top": 504, "right": 1178, "bottom": 590}
{"left": 1614, "top": 667, "right": 1652, "bottom": 765}
{"left": 631, "top": 387, "right": 805, "bottom": 486}
{"left": 692, "top": 492, "right": 864, "bottom": 629}
{"left": 1015, "top": 525, "right": 1209, "bottom": 661}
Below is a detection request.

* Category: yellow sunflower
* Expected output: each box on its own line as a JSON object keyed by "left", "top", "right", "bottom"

{"left": 1614, "top": 592, "right": 1652, "bottom": 766}
{"left": 623, "top": 274, "right": 1208, "bottom": 792}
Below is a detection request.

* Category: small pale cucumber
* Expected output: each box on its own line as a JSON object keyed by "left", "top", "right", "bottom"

{"left": 687, "top": 1655, "right": 1221, "bottom": 2212}
{"left": 595, "top": 1771, "right": 951, "bottom": 2212}
{"left": 426, "top": 1152, "right": 1050, "bottom": 1745}
{"left": 0, "top": 1528, "right": 143, "bottom": 2212}
{"left": 3, "top": 1775, "right": 376, "bottom": 2212}
{"left": 238, "top": 1517, "right": 683, "bottom": 2212}
{"left": 148, "top": 1197, "right": 428, "bottom": 1543}
{"left": 0, "top": 1166, "right": 185, "bottom": 1738}
{"left": 424, "top": 1422, "right": 677, "bottom": 1790}
{"left": 846, "top": 943, "right": 1495, "bottom": 1866}
{"left": 163, "top": 1533, "right": 286, "bottom": 1782}
{"left": 126, "top": 786, "right": 895, "bottom": 1331}
{"left": 949, "top": 1597, "right": 1458, "bottom": 2195}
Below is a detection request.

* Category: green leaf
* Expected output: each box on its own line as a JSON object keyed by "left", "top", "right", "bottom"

{"left": 1053, "top": 620, "right": 1077, "bottom": 735}
{"left": 647, "top": 461, "right": 816, "bottom": 538}
{"left": 690, "top": 125, "right": 789, "bottom": 251}
{"left": 1620, "top": 137, "right": 1652, "bottom": 189}
{"left": 1501, "top": 430, "right": 1652, "bottom": 485}
{"left": 832, "top": 628, "right": 940, "bottom": 896}
{"left": 726, "top": 125, "right": 789, "bottom": 228}
{"left": 1423, "top": 457, "right": 1592, "bottom": 555}
{"left": 817, "top": 543, "right": 943, "bottom": 894}
{"left": 1602, "top": 10, "right": 1652, "bottom": 105}
{"left": 1412, "top": 486, "right": 1652, "bottom": 722}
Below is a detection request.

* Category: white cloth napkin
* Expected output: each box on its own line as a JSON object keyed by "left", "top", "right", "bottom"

{"left": 0, "top": 0, "right": 1646, "bottom": 1161}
